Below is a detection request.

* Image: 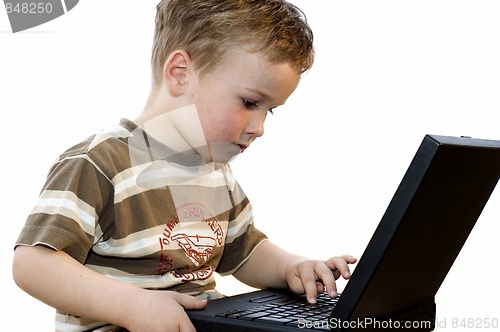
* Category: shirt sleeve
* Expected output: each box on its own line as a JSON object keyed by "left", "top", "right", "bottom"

{"left": 15, "top": 149, "right": 113, "bottom": 264}
{"left": 215, "top": 188, "right": 268, "bottom": 276}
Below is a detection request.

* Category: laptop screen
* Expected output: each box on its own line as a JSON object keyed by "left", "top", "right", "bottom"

{"left": 332, "top": 135, "right": 500, "bottom": 325}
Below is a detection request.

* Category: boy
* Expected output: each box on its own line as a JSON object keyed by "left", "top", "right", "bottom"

{"left": 12, "top": 0, "right": 356, "bottom": 331}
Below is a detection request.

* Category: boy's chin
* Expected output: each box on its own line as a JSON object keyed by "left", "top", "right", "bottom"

{"left": 196, "top": 143, "right": 241, "bottom": 163}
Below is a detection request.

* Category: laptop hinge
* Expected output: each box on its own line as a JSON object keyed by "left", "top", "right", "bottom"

{"left": 331, "top": 296, "right": 436, "bottom": 331}
{"left": 375, "top": 296, "right": 436, "bottom": 330}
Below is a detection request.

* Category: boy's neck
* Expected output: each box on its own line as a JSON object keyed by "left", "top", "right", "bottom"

{"left": 133, "top": 85, "right": 208, "bottom": 160}
{"left": 135, "top": 84, "right": 174, "bottom": 126}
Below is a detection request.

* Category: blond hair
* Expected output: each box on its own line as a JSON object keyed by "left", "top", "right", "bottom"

{"left": 151, "top": 0, "right": 314, "bottom": 86}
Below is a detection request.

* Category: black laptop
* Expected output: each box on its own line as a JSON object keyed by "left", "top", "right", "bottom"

{"left": 187, "top": 134, "right": 500, "bottom": 332}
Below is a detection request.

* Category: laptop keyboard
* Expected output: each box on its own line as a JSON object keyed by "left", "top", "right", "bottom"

{"left": 215, "top": 292, "right": 339, "bottom": 330}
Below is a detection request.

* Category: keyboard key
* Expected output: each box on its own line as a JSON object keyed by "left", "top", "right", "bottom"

{"left": 255, "top": 316, "right": 294, "bottom": 324}
{"left": 238, "top": 311, "right": 272, "bottom": 321}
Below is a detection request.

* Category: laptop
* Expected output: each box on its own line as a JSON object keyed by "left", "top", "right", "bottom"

{"left": 187, "top": 134, "right": 500, "bottom": 332}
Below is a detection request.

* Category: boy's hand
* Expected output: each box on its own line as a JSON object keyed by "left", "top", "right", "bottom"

{"left": 126, "top": 290, "right": 207, "bottom": 332}
{"left": 13, "top": 246, "right": 208, "bottom": 332}
{"left": 284, "top": 255, "right": 357, "bottom": 304}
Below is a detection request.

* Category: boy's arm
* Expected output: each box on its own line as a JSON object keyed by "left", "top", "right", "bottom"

{"left": 12, "top": 245, "right": 206, "bottom": 332}
{"left": 233, "top": 240, "right": 356, "bottom": 304}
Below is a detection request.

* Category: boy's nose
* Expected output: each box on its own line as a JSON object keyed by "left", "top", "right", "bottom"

{"left": 246, "top": 112, "right": 266, "bottom": 138}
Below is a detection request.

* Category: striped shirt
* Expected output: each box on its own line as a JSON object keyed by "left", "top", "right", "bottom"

{"left": 16, "top": 118, "right": 267, "bottom": 331}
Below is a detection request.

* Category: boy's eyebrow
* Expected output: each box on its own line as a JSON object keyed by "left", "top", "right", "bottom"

{"left": 245, "top": 87, "right": 271, "bottom": 100}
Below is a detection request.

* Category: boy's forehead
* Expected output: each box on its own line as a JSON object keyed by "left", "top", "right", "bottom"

{"left": 211, "top": 48, "right": 299, "bottom": 80}
{"left": 206, "top": 49, "right": 301, "bottom": 104}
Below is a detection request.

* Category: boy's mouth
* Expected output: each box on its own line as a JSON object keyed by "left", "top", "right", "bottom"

{"left": 238, "top": 144, "right": 248, "bottom": 153}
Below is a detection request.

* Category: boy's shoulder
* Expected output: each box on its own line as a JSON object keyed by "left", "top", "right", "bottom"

{"left": 53, "top": 119, "right": 137, "bottom": 175}
{"left": 58, "top": 119, "right": 131, "bottom": 155}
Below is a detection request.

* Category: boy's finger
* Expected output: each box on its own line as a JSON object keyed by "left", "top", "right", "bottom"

{"left": 325, "top": 256, "right": 356, "bottom": 279}
{"left": 316, "top": 281, "right": 325, "bottom": 294}
{"left": 314, "top": 264, "right": 338, "bottom": 298}
{"left": 299, "top": 271, "right": 320, "bottom": 304}
{"left": 174, "top": 292, "right": 208, "bottom": 309}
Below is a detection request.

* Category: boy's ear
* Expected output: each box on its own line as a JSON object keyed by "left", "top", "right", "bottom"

{"left": 163, "top": 50, "right": 191, "bottom": 96}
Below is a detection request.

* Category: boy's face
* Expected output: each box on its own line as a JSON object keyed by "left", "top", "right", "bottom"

{"left": 184, "top": 49, "right": 301, "bottom": 162}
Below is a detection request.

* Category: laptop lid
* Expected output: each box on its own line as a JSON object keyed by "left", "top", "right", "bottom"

{"left": 330, "top": 134, "right": 500, "bottom": 328}
{"left": 188, "top": 134, "right": 500, "bottom": 331}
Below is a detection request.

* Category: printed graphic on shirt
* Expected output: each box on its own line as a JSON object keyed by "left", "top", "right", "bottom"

{"left": 158, "top": 202, "right": 223, "bottom": 276}
{"left": 171, "top": 265, "right": 214, "bottom": 283}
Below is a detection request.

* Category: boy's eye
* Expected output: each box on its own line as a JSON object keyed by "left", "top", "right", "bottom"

{"left": 242, "top": 99, "right": 259, "bottom": 110}
{"left": 242, "top": 99, "right": 275, "bottom": 115}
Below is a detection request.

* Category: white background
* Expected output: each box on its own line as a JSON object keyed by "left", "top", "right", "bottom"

{"left": 1, "top": 1, "right": 499, "bottom": 330}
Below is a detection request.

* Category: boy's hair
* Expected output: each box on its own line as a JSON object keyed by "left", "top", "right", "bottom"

{"left": 151, "top": 0, "right": 314, "bottom": 86}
